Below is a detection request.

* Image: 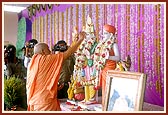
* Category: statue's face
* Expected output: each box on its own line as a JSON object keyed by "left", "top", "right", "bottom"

{"left": 103, "top": 29, "right": 116, "bottom": 43}
{"left": 103, "top": 29, "right": 111, "bottom": 40}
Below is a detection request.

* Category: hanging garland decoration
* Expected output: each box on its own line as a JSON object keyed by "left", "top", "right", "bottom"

{"left": 42, "top": 4, "right": 47, "bottom": 11}
{"left": 57, "top": 12, "right": 59, "bottom": 42}
{"left": 48, "top": 4, "right": 53, "bottom": 10}
{"left": 32, "top": 17, "right": 36, "bottom": 38}
{"left": 76, "top": 4, "right": 79, "bottom": 33}
{"left": 82, "top": 4, "right": 85, "bottom": 28}
{"left": 137, "top": 4, "right": 140, "bottom": 72}
{"left": 66, "top": 8, "right": 68, "bottom": 43}
{"left": 46, "top": 14, "right": 49, "bottom": 45}
{"left": 141, "top": 4, "right": 145, "bottom": 73}
{"left": 27, "top": 4, "right": 61, "bottom": 20}
{"left": 156, "top": 4, "right": 162, "bottom": 98}
{"left": 36, "top": 4, "right": 41, "bottom": 12}
{"left": 93, "top": 37, "right": 114, "bottom": 71}
{"left": 70, "top": 6, "right": 73, "bottom": 44}
{"left": 27, "top": 6, "right": 33, "bottom": 19}
{"left": 72, "top": 15, "right": 98, "bottom": 86}
{"left": 48, "top": 13, "right": 52, "bottom": 49}
{"left": 55, "top": 4, "right": 60, "bottom": 7}
{"left": 96, "top": 4, "right": 99, "bottom": 41}
{"left": 62, "top": 12, "right": 64, "bottom": 42}
{"left": 40, "top": 16, "right": 43, "bottom": 42}
{"left": 51, "top": 13, "right": 55, "bottom": 46}
{"left": 32, "top": 4, "right": 37, "bottom": 17}
{"left": 54, "top": 11, "right": 58, "bottom": 44}
{"left": 74, "top": 15, "right": 96, "bottom": 69}
{"left": 154, "top": 5, "right": 158, "bottom": 93}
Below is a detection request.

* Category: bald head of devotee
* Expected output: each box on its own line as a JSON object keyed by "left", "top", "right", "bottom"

{"left": 34, "top": 43, "right": 51, "bottom": 55}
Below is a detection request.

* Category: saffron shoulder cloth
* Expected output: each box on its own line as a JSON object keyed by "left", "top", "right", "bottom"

{"left": 27, "top": 53, "right": 64, "bottom": 111}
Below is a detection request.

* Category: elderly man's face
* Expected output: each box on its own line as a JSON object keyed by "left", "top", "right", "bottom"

{"left": 103, "top": 29, "right": 111, "bottom": 40}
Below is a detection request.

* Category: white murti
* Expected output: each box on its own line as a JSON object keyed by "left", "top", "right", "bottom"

{"left": 67, "top": 15, "right": 98, "bottom": 103}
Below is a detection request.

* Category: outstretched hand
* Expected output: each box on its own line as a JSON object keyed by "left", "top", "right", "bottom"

{"left": 78, "top": 31, "right": 86, "bottom": 41}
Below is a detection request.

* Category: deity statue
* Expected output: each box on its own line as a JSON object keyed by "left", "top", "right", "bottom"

{"left": 67, "top": 15, "right": 98, "bottom": 104}
{"left": 92, "top": 24, "right": 121, "bottom": 107}
{"left": 115, "top": 55, "right": 131, "bottom": 71}
{"left": 67, "top": 75, "right": 85, "bottom": 101}
{"left": 121, "top": 55, "right": 131, "bottom": 71}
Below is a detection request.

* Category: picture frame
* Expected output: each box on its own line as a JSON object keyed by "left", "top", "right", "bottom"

{"left": 103, "top": 70, "right": 147, "bottom": 111}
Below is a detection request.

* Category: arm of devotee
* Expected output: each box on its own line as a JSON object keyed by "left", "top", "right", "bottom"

{"left": 108, "top": 43, "right": 121, "bottom": 61}
{"left": 63, "top": 32, "right": 85, "bottom": 60}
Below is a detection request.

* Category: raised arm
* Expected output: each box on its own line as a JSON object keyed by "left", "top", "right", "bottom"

{"left": 63, "top": 32, "right": 86, "bottom": 60}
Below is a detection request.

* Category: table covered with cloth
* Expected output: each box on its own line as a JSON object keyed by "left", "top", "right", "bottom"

{"left": 59, "top": 97, "right": 164, "bottom": 111}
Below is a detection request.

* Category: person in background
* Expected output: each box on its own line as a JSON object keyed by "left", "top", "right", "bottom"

{"left": 4, "top": 44, "right": 27, "bottom": 110}
{"left": 26, "top": 31, "right": 86, "bottom": 111}
{"left": 53, "top": 40, "right": 75, "bottom": 99}
{"left": 24, "top": 39, "right": 38, "bottom": 68}
{"left": 21, "top": 46, "right": 26, "bottom": 60}
{"left": 4, "top": 44, "right": 26, "bottom": 79}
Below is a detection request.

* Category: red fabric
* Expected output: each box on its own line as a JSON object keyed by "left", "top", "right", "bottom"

{"left": 99, "top": 49, "right": 116, "bottom": 107}
{"left": 103, "top": 24, "right": 116, "bottom": 34}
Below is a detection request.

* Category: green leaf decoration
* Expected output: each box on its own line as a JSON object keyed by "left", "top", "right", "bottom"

{"left": 16, "top": 17, "right": 26, "bottom": 59}
{"left": 4, "top": 76, "right": 25, "bottom": 109}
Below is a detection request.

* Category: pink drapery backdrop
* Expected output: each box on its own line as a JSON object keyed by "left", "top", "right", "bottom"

{"left": 20, "top": 3, "right": 165, "bottom": 107}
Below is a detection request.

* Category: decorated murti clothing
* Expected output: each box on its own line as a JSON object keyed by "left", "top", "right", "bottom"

{"left": 99, "top": 48, "right": 117, "bottom": 107}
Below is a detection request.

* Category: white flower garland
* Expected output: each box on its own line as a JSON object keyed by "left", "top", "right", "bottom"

{"left": 74, "top": 36, "right": 96, "bottom": 69}
{"left": 93, "top": 37, "right": 114, "bottom": 71}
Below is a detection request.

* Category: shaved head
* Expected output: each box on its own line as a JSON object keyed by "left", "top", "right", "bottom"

{"left": 34, "top": 43, "right": 51, "bottom": 55}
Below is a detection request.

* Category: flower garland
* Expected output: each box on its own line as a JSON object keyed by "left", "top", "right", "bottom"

{"left": 73, "top": 15, "right": 97, "bottom": 75}
{"left": 74, "top": 35, "right": 96, "bottom": 68}
{"left": 93, "top": 37, "right": 114, "bottom": 71}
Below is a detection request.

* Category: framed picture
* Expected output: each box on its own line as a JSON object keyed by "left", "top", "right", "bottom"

{"left": 103, "top": 70, "right": 147, "bottom": 111}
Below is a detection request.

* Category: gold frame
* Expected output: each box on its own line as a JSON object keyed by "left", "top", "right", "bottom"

{"left": 103, "top": 70, "right": 147, "bottom": 111}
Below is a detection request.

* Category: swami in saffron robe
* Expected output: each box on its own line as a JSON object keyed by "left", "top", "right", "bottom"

{"left": 26, "top": 53, "right": 63, "bottom": 111}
